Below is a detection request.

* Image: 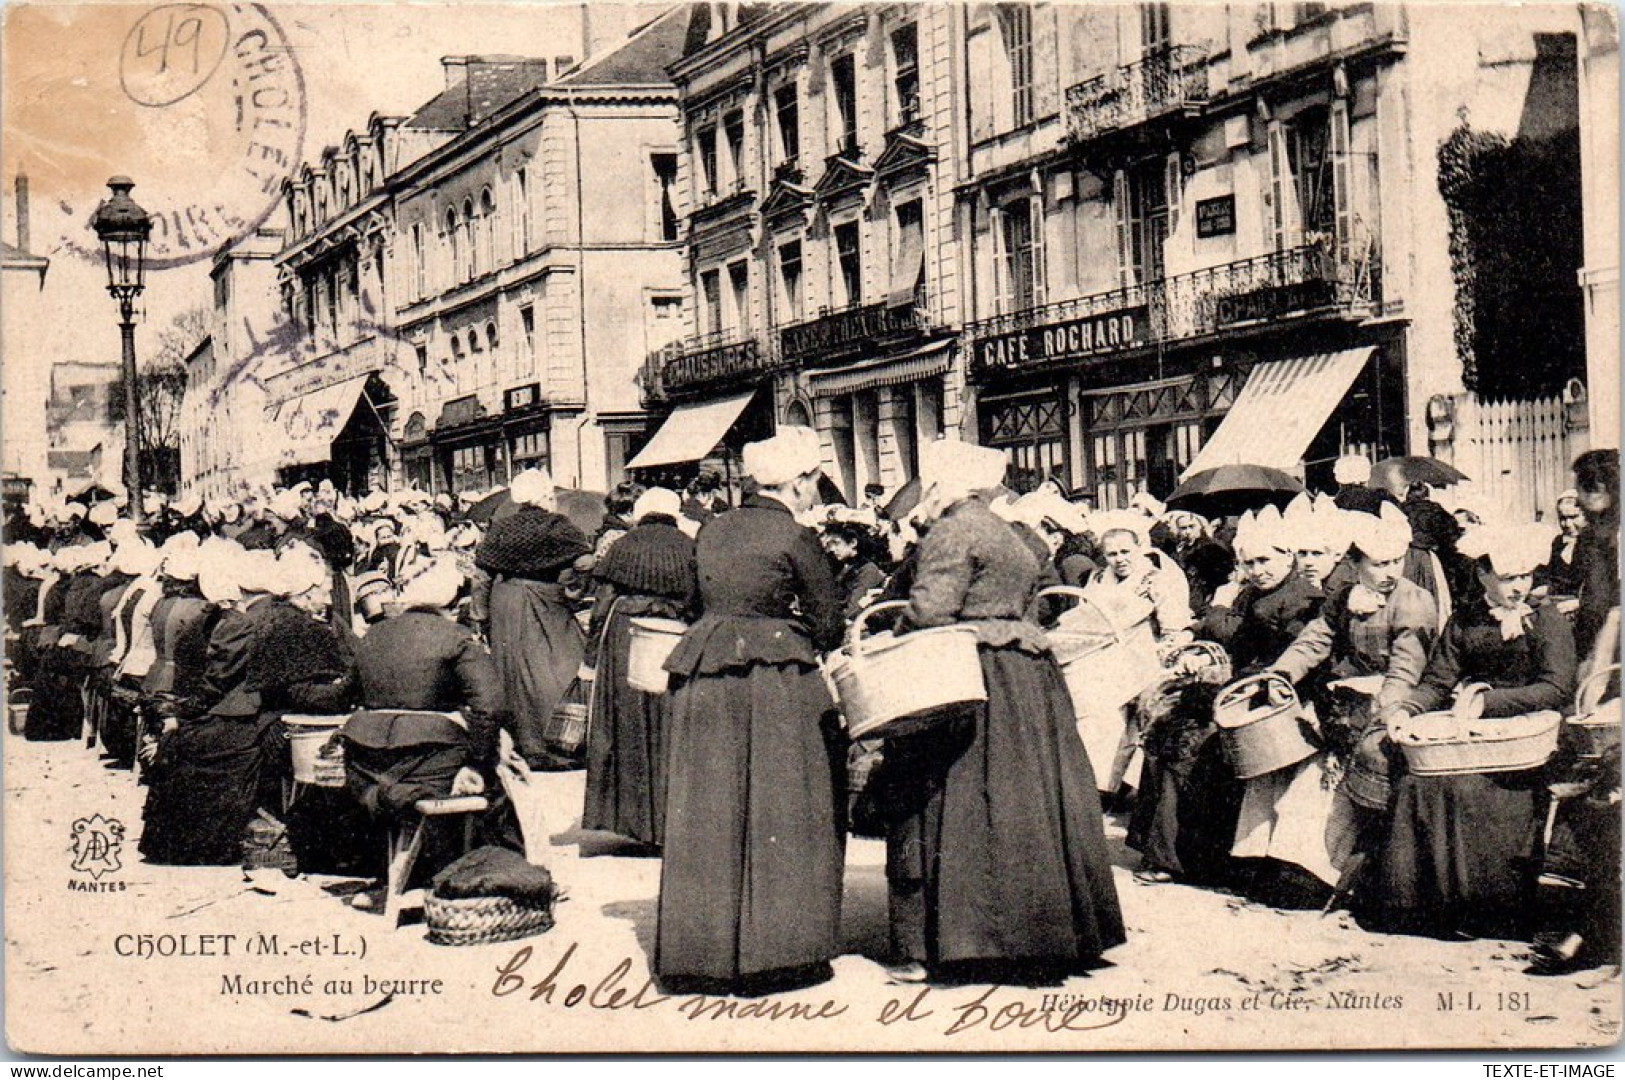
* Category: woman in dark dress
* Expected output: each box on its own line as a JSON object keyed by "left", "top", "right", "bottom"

{"left": 474, "top": 469, "right": 593, "bottom": 770}
{"left": 582, "top": 488, "right": 695, "bottom": 851}
{"left": 884, "top": 439, "right": 1124, "bottom": 985}
{"left": 1571, "top": 449, "right": 1619, "bottom": 666}
{"left": 140, "top": 548, "right": 353, "bottom": 865}
{"left": 27, "top": 544, "right": 108, "bottom": 742}
{"left": 1365, "top": 527, "right": 1577, "bottom": 939}
{"left": 656, "top": 427, "right": 847, "bottom": 995}
{"left": 1533, "top": 490, "right": 1586, "bottom": 604}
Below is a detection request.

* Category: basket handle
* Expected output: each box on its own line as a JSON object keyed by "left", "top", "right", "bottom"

{"left": 1169, "top": 640, "right": 1227, "bottom": 671}
{"left": 1575, "top": 663, "right": 1621, "bottom": 717}
{"left": 847, "top": 600, "right": 911, "bottom": 656}
{"left": 1216, "top": 671, "right": 1297, "bottom": 712}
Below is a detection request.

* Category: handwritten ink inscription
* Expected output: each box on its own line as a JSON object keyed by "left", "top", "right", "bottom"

{"left": 119, "top": 4, "right": 231, "bottom": 107}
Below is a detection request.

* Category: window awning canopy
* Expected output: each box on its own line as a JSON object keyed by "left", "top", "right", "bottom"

{"left": 1181, "top": 347, "right": 1373, "bottom": 479}
{"left": 267, "top": 372, "right": 376, "bottom": 468}
{"left": 807, "top": 339, "right": 953, "bottom": 398}
{"left": 626, "top": 390, "right": 755, "bottom": 470}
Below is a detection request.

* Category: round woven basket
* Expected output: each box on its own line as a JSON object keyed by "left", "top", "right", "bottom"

{"left": 424, "top": 892, "right": 555, "bottom": 947}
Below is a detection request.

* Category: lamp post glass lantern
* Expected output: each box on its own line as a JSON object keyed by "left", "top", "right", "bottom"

{"left": 89, "top": 176, "right": 152, "bottom": 523}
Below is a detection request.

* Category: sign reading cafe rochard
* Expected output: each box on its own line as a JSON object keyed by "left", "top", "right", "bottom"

{"left": 975, "top": 305, "right": 1150, "bottom": 372}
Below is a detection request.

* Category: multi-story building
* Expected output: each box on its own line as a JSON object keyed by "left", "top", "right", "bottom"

{"left": 1, "top": 175, "right": 52, "bottom": 507}
{"left": 637, "top": 4, "right": 966, "bottom": 500}
{"left": 958, "top": 3, "right": 1595, "bottom": 507}
{"left": 253, "top": 7, "right": 690, "bottom": 498}
{"left": 178, "top": 227, "right": 285, "bottom": 499}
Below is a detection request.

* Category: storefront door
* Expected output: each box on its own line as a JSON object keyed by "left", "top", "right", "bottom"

{"left": 981, "top": 390, "right": 1069, "bottom": 494}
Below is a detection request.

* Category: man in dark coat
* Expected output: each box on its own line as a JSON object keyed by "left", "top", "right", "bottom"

{"left": 1572, "top": 449, "right": 1619, "bottom": 664}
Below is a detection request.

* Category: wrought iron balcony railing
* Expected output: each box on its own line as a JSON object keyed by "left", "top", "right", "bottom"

{"left": 1065, "top": 44, "right": 1210, "bottom": 143}
{"left": 778, "top": 284, "right": 934, "bottom": 367}
{"left": 965, "top": 241, "right": 1376, "bottom": 376}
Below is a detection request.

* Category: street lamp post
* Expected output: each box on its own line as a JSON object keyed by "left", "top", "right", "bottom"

{"left": 90, "top": 177, "right": 153, "bottom": 524}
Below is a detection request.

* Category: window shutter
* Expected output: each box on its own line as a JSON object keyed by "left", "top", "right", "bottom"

{"left": 1330, "top": 98, "right": 1353, "bottom": 261}
{"left": 1029, "top": 193, "right": 1048, "bottom": 307}
{"left": 1113, "top": 169, "right": 1133, "bottom": 288}
{"left": 1164, "top": 152, "right": 1183, "bottom": 238}
{"left": 990, "top": 205, "right": 1011, "bottom": 315}
{"left": 1267, "top": 120, "right": 1299, "bottom": 252}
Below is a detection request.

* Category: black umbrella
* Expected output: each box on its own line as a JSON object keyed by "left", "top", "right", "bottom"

{"left": 463, "top": 486, "right": 607, "bottom": 538}
{"left": 1371, "top": 455, "right": 1469, "bottom": 493}
{"left": 815, "top": 472, "right": 848, "bottom": 507}
{"left": 883, "top": 476, "right": 921, "bottom": 520}
{"left": 1166, "top": 464, "right": 1304, "bottom": 518}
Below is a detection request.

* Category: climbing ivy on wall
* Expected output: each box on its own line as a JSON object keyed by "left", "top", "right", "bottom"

{"left": 1437, "top": 119, "right": 1585, "bottom": 399}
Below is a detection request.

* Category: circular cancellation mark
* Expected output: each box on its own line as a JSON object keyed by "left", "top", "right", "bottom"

{"left": 106, "top": 3, "right": 306, "bottom": 270}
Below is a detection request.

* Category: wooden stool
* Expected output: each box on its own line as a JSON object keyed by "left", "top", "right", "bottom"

{"left": 383, "top": 796, "right": 489, "bottom": 926}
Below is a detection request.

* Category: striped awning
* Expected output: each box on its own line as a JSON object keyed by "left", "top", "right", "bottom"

{"left": 267, "top": 372, "right": 375, "bottom": 467}
{"left": 806, "top": 340, "right": 954, "bottom": 398}
{"left": 1181, "top": 347, "right": 1373, "bottom": 479}
{"left": 626, "top": 390, "right": 756, "bottom": 470}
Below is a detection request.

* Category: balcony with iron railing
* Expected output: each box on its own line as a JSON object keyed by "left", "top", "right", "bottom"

{"left": 778, "top": 283, "right": 936, "bottom": 368}
{"left": 965, "top": 239, "right": 1377, "bottom": 377}
{"left": 1065, "top": 44, "right": 1211, "bottom": 144}
{"left": 641, "top": 328, "right": 782, "bottom": 402}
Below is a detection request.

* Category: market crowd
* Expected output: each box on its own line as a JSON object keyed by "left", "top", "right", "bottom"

{"left": 2, "top": 443, "right": 1618, "bottom": 994}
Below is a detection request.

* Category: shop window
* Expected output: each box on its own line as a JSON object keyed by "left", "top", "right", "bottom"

{"left": 651, "top": 153, "right": 679, "bottom": 241}
{"left": 834, "top": 221, "right": 862, "bottom": 308}
{"left": 828, "top": 395, "right": 857, "bottom": 501}
{"left": 774, "top": 84, "right": 800, "bottom": 166}
{"left": 984, "top": 394, "right": 1067, "bottom": 494}
{"left": 831, "top": 54, "right": 858, "bottom": 156}
{"left": 998, "top": 6, "right": 1034, "bottom": 128}
{"left": 779, "top": 240, "right": 804, "bottom": 322}
{"left": 448, "top": 444, "right": 491, "bottom": 494}
{"left": 892, "top": 24, "right": 921, "bottom": 126}
{"left": 854, "top": 391, "right": 882, "bottom": 492}
{"left": 510, "top": 429, "right": 548, "bottom": 472}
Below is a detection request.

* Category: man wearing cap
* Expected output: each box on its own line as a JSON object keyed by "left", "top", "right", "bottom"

{"left": 656, "top": 427, "right": 846, "bottom": 995}
{"left": 1365, "top": 525, "right": 1577, "bottom": 940}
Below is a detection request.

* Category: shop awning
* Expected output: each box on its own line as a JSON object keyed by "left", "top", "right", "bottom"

{"left": 807, "top": 339, "right": 954, "bottom": 398}
{"left": 626, "top": 390, "right": 755, "bottom": 470}
{"left": 1181, "top": 347, "right": 1373, "bottom": 479}
{"left": 268, "top": 372, "right": 375, "bottom": 467}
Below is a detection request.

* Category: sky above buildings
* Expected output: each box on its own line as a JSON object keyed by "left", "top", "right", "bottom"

{"left": 1, "top": 1, "right": 661, "bottom": 377}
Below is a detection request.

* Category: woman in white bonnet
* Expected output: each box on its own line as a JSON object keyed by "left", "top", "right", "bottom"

{"left": 473, "top": 467, "right": 593, "bottom": 769}
{"left": 1363, "top": 524, "right": 1577, "bottom": 940}
{"left": 656, "top": 427, "right": 847, "bottom": 995}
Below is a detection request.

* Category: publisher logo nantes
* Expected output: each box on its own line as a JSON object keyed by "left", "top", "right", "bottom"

{"left": 69, "top": 814, "right": 128, "bottom": 892}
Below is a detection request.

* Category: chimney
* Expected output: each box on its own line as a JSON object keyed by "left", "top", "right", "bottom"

{"left": 441, "top": 56, "right": 468, "bottom": 90}
{"left": 15, "top": 174, "right": 29, "bottom": 253}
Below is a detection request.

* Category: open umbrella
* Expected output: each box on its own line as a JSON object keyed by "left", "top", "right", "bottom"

{"left": 883, "top": 476, "right": 921, "bottom": 520}
{"left": 1371, "top": 455, "right": 1469, "bottom": 494}
{"left": 463, "top": 486, "right": 606, "bottom": 538}
{"left": 1166, "top": 464, "right": 1304, "bottom": 518}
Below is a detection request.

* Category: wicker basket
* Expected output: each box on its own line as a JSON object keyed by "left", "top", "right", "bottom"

{"left": 827, "top": 601, "right": 986, "bottom": 741}
{"left": 1040, "top": 588, "right": 1165, "bottom": 714}
{"left": 1569, "top": 664, "right": 1621, "bottom": 760}
{"left": 1213, "top": 673, "right": 1318, "bottom": 780}
{"left": 424, "top": 892, "right": 555, "bottom": 946}
{"left": 1388, "top": 710, "right": 1562, "bottom": 776}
